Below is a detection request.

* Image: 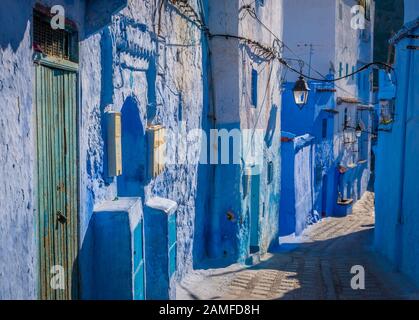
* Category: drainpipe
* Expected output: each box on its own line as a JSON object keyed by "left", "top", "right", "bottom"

{"left": 394, "top": 32, "right": 414, "bottom": 272}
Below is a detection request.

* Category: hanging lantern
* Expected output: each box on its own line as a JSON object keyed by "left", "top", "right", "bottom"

{"left": 293, "top": 76, "right": 310, "bottom": 107}
{"left": 355, "top": 123, "right": 362, "bottom": 138}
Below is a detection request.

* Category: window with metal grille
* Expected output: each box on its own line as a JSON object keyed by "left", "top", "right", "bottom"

{"left": 33, "top": 10, "right": 78, "bottom": 62}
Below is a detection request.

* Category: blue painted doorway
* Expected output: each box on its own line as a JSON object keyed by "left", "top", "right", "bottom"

{"left": 250, "top": 173, "right": 261, "bottom": 253}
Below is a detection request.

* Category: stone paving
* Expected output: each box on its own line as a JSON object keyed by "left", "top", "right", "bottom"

{"left": 177, "top": 192, "right": 419, "bottom": 300}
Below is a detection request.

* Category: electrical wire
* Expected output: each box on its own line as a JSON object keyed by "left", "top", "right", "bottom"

{"left": 167, "top": 0, "right": 395, "bottom": 105}
{"left": 207, "top": 31, "right": 395, "bottom": 83}
{"left": 240, "top": 5, "right": 381, "bottom": 102}
{"left": 208, "top": 33, "right": 277, "bottom": 61}
{"left": 279, "top": 60, "right": 394, "bottom": 82}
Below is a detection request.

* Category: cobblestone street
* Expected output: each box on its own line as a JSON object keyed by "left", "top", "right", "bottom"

{"left": 177, "top": 192, "right": 419, "bottom": 300}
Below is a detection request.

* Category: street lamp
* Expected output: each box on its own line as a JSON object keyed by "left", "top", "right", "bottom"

{"left": 355, "top": 123, "right": 362, "bottom": 138}
{"left": 293, "top": 76, "right": 310, "bottom": 108}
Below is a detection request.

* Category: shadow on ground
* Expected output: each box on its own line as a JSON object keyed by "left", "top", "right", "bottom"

{"left": 178, "top": 226, "right": 419, "bottom": 300}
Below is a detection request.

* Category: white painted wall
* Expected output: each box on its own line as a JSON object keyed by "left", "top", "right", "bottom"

{"left": 238, "top": 0, "right": 283, "bottom": 253}
{"left": 335, "top": 0, "right": 374, "bottom": 100}
{"left": 282, "top": 0, "right": 374, "bottom": 102}
{"left": 207, "top": 0, "right": 283, "bottom": 260}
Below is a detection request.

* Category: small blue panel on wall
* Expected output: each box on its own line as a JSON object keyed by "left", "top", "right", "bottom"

{"left": 144, "top": 197, "right": 178, "bottom": 300}
{"left": 90, "top": 197, "right": 144, "bottom": 300}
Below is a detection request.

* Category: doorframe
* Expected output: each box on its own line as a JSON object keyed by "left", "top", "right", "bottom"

{"left": 33, "top": 53, "right": 81, "bottom": 299}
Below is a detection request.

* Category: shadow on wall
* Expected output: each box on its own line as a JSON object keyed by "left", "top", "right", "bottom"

{"left": 117, "top": 96, "right": 146, "bottom": 198}
{"left": 146, "top": 55, "right": 158, "bottom": 122}
{"left": 76, "top": 212, "right": 135, "bottom": 300}
{"left": 265, "top": 104, "right": 278, "bottom": 148}
{"left": 98, "top": 27, "right": 115, "bottom": 185}
{"left": 192, "top": 7, "right": 213, "bottom": 268}
{"left": 1, "top": 0, "right": 130, "bottom": 51}
{"left": 77, "top": 214, "right": 95, "bottom": 300}
{"left": 84, "top": 0, "right": 128, "bottom": 37}
{"left": 0, "top": 1, "right": 32, "bottom": 51}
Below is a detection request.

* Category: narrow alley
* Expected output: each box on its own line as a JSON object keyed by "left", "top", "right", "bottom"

{"left": 178, "top": 193, "right": 417, "bottom": 300}
{"left": 1, "top": 0, "right": 418, "bottom": 302}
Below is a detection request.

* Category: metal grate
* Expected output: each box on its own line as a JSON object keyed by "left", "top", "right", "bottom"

{"left": 33, "top": 12, "right": 78, "bottom": 62}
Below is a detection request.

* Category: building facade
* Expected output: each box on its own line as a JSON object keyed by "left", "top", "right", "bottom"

{"left": 375, "top": 0, "right": 419, "bottom": 287}
{"left": 0, "top": 0, "right": 212, "bottom": 299}
{"left": 204, "top": 0, "right": 283, "bottom": 265}
{"left": 279, "top": 0, "right": 375, "bottom": 236}
{"left": 0, "top": 0, "right": 284, "bottom": 299}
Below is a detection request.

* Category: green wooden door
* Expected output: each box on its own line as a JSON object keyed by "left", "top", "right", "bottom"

{"left": 35, "top": 64, "right": 78, "bottom": 300}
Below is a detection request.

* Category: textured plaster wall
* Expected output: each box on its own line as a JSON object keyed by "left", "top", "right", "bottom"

{"left": 78, "top": 0, "right": 209, "bottom": 290}
{"left": 281, "top": 0, "right": 374, "bottom": 217}
{"left": 280, "top": 134, "right": 318, "bottom": 236}
{"left": 375, "top": 23, "right": 419, "bottom": 287}
{"left": 239, "top": 0, "right": 283, "bottom": 257}
{"left": 1, "top": 0, "right": 209, "bottom": 298}
{"left": 207, "top": 0, "right": 282, "bottom": 264}
{"left": 0, "top": 1, "right": 37, "bottom": 300}
{"left": 0, "top": 0, "right": 86, "bottom": 300}
{"left": 281, "top": 82, "right": 336, "bottom": 233}
{"left": 281, "top": 78, "right": 371, "bottom": 235}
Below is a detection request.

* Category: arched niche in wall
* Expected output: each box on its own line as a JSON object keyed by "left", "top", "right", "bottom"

{"left": 117, "top": 96, "right": 146, "bottom": 197}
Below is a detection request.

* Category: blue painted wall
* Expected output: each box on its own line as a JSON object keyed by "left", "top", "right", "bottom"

{"left": 81, "top": 198, "right": 144, "bottom": 300}
{"left": 280, "top": 133, "right": 320, "bottom": 236}
{"left": 78, "top": 0, "right": 212, "bottom": 295}
{"left": 375, "top": 15, "right": 419, "bottom": 287}
{"left": 280, "top": 78, "right": 372, "bottom": 236}
{"left": 281, "top": 81, "right": 337, "bottom": 224}
{"left": 0, "top": 0, "right": 211, "bottom": 299}
{"left": 205, "top": 0, "right": 283, "bottom": 265}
